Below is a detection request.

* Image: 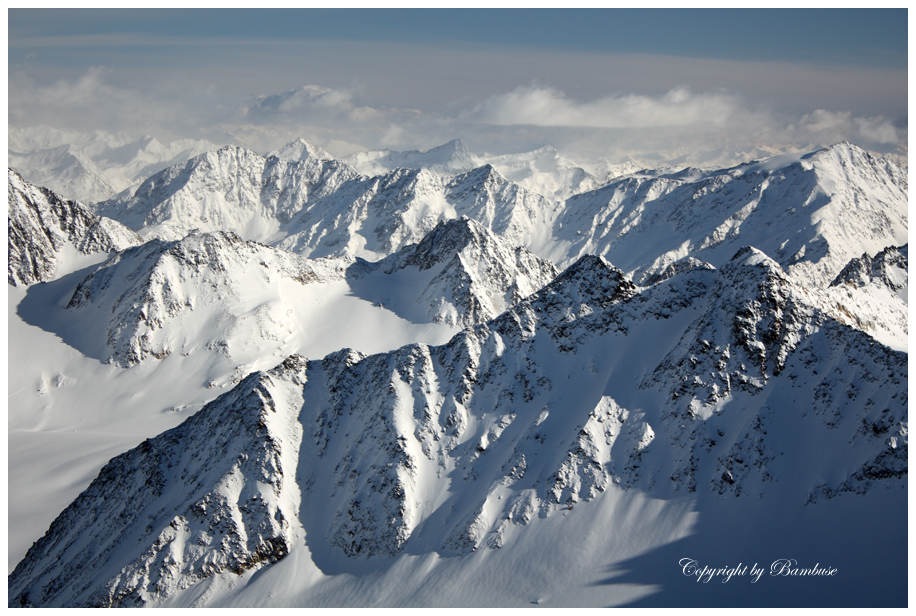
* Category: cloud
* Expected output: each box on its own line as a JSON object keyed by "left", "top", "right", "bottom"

{"left": 8, "top": 66, "right": 905, "bottom": 169}
{"left": 464, "top": 85, "right": 761, "bottom": 130}
{"left": 8, "top": 67, "right": 213, "bottom": 141}
{"left": 800, "top": 109, "right": 898, "bottom": 145}
{"left": 451, "top": 84, "right": 904, "bottom": 164}
{"left": 240, "top": 85, "right": 385, "bottom": 125}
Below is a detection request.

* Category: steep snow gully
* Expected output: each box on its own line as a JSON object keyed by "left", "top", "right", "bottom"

{"left": 7, "top": 139, "right": 908, "bottom": 607}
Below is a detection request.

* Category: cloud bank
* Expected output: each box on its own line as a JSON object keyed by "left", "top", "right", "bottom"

{"left": 9, "top": 60, "right": 906, "bottom": 169}
{"left": 465, "top": 85, "right": 754, "bottom": 129}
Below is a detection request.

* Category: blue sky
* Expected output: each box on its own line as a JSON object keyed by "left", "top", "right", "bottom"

{"left": 10, "top": 9, "right": 907, "bottom": 67}
{"left": 8, "top": 8, "right": 908, "bottom": 162}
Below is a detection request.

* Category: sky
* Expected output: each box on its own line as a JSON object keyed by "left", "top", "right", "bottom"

{"left": 7, "top": 8, "right": 909, "bottom": 165}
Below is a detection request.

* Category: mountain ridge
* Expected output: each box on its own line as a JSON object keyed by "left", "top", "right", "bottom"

{"left": 10, "top": 244, "right": 906, "bottom": 606}
{"left": 6, "top": 135, "right": 908, "bottom": 608}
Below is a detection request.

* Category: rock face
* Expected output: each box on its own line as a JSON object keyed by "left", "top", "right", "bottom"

{"left": 66, "top": 230, "right": 346, "bottom": 367}
{"left": 347, "top": 217, "right": 559, "bottom": 327}
{"left": 8, "top": 356, "right": 308, "bottom": 607}
{"left": 11, "top": 247, "right": 905, "bottom": 606}
{"left": 821, "top": 244, "right": 908, "bottom": 350}
{"left": 830, "top": 244, "right": 908, "bottom": 292}
{"left": 7, "top": 168, "right": 141, "bottom": 286}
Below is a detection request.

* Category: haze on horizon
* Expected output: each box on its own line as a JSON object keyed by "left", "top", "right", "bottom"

{"left": 8, "top": 8, "right": 908, "bottom": 165}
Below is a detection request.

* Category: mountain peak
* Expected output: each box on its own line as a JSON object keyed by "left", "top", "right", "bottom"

{"left": 398, "top": 139, "right": 477, "bottom": 171}
{"left": 729, "top": 244, "right": 777, "bottom": 266}
{"left": 268, "top": 138, "right": 333, "bottom": 162}
{"left": 347, "top": 217, "right": 558, "bottom": 327}
{"left": 723, "top": 246, "right": 789, "bottom": 285}
{"left": 410, "top": 216, "right": 487, "bottom": 256}
{"left": 450, "top": 163, "right": 505, "bottom": 188}
{"left": 432, "top": 138, "right": 470, "bottom": 156}
{"left": 512, "top": 253, "right": 635, "bottom": 326}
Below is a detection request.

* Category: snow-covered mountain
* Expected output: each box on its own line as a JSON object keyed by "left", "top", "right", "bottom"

{"left": 8, "top": 169, "right": 141, "bottom": 286}
{"left": 821, "top": 244, "right": 908, "bottom": 350}
{"left": 96, "top": 144, "right": 560, "bottom": 263}
{"left": 481, "top": 145, "right": 602, "bottom": 200}
{"left": 9, "top": 247, "right": 906, "bottom": 607}
{"left": 8, "top": 126, "right": 217, "bottom": 203}
{"left": 339, "top": 139, "right": 481, "bottom": 177}
{"left": 65, "top": 230, "right": 347, "bottom": 368}
{"left": 339, "top": 139, "right": 601, "bottom": 201}
{"left": 9, "top": 126, "right": 219, "bottom": 202}
{"left": 8, "top": 145, "right": 131, "bottom": 203}
{"left": 61, "top": 217, "right": 556, "bottom": 368}
{"left": 831, "top": 243, "right": 908, "bottom": 293}
{"left": 267, "top": 137, "right": 334, "bottom": 163}
{"left": 94, "top": 145, "right": 361, "bottom": 242}
{"left": 93, "top": 140, "right": 906, "bottom": 299}
{"left": 7, "top": 136, "right": 908, "bottom": 608}
{"left": 550, "top": 142, "right": 908, "bottom": 288}
{"left": 347, "top": 217, "right": 559, "bottom": 327}
{"left": 8, "top": 356, "right": 309, "bottom": 607}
